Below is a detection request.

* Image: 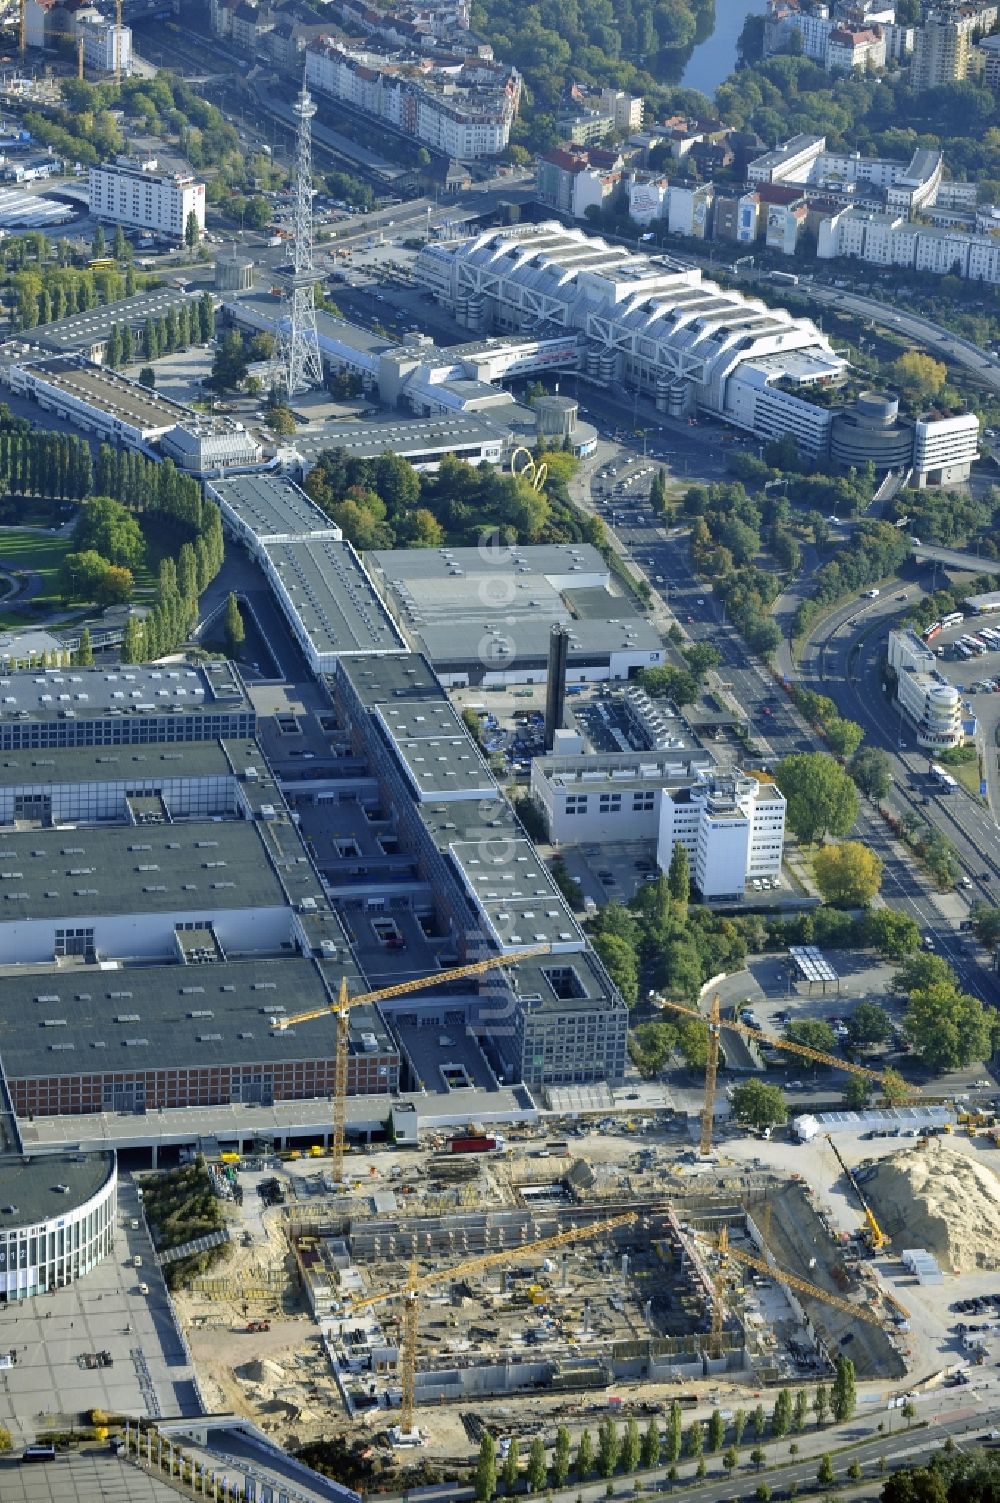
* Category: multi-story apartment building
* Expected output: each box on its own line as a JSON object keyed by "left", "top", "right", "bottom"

{"left": 911, "top": 4, "right": 997, "bottom": 88}
{"left": 88, "top": 161, "right": 205, "bottom": 241}
{"left": 817, "top": 202, "right": 1000, "bottom": 284}
{"left": 79, "top": 17, "right": 131, "bottom": 74}
{"left": 306, "top": 39, "right": 520, "bottom": 158}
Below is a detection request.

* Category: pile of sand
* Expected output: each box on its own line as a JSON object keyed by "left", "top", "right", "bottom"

{"left": 866, "top": 1140, "right": 1000, "bottom": 1271}
{"left": 234, "top": 1357, "right": 286, "bottom": 1387}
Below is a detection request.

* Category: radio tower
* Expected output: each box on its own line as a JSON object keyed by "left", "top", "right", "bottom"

{"left": 270, "top": 74, "right": 323, "bottom": 399}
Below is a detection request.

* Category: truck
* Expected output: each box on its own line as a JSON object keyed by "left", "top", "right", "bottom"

{"left": 448, "top": 1135, "right": 497, "bottom": 1154}
{"left": 266, "top": 234, "right": 283, "bottom": 247}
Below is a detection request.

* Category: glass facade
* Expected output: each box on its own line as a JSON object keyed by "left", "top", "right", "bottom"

{"left": 0, "top": 1160, "right": 116, "bottom": 1301}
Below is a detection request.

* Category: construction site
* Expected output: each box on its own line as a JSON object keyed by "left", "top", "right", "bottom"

{"left": 166, "top": 1120, "right": 913, "bottom": 1470}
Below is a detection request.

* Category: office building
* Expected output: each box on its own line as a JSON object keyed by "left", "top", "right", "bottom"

{"left": 79, "top": 18, "right": 131, "bottom": 74}
{"left": 88, "top": 161, "right": 205, "bottom": 242}
{"left": 658, "top": 774, "right": 787, "bottom": 900}
{"left": 415, "top": 223, "right": 846, "bottom": 456}
{"left": 887, "top": 629, "right": 964, "bottom": 749}
{"left": 913, "top": 411, "right": 980, "bottom": 486}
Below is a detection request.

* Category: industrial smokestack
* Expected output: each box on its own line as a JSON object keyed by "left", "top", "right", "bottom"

{"left": 544, "top": 625, "right": 569, "bottom": 752}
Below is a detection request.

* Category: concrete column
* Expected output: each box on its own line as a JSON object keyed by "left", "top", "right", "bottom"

{"left": 150, "top": 1143, "right": 158, "bottom": 1170}
{"left": 147, "top": 1430, "right": 152, "bottom": 1464}
{"left": 157, "top": 1435, "right": 163, "bottom": 1471}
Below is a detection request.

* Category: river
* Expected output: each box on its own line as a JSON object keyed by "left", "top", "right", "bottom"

{"left": 678, "top": 0, "right": 766, "bottom": 98}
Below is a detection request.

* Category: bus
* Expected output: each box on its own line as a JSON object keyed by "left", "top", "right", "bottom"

{"left": 930, "top": 763, "right": 958, "bottom": 793}
{"left": 941, "top": 612, "right": 964, "bottom": 629}
{"left": 924, "top": 623, "right": 942, "bottom": 642}
{"left": 770, "top": 271, "right": 800, "bottom": 285}
{"left": 87, "top": 256, "right": 116, "bottom": 271}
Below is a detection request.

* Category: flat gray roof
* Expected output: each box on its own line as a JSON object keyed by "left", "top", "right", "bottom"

{"left": 0, "top": 661, "right": 251, "bottom": 722}
{"left": 0, "top": 738, "right": 243, "bottom": 787}
{"left": 208, "top": 472, "right": 336, "bottom": 541}
{"left": 28, "top": 286, "right": 201, "bottom": 352}
{"left": 0, "top": 818, "right": 285, "bottom": 922}
{"left": 369, "top": 543, "right": 659, "bottom": 666}
{"left": 264, "top": 537, "right": 404, "bottom": 657}
{"left": 0, "top": 956, "right": 392, "bottom": 1081}
{"left": 375, "top": 698, "right": 496, "bottom": 800}
{"left": 0, "top": 1151, "right": 114, "bottom": 1228}
{"left": 336, "top": 652, "right": 445, "bottom": 708}
{"left": 420, "top": 795, "right": 582, "bottom": 949}
{"left": 290, "top": 412, "right": 506, "bottom": 464}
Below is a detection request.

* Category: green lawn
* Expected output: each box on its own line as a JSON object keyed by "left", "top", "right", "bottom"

{"left": 0, "top": 528, "right": 73, "bottom": 608}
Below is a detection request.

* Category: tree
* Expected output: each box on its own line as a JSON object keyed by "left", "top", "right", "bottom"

{"left": 622, "top": 1418, "right": 641, "bottom": 1474}
{"left": 813, "top": 1387, "right": 829, "bottom": 1428}
{"left": 668, "top": 841, "right": 690, "bottom": 907}
{"left": 792, "top": 1390, "right": 808, "bottom": 1432}
{"left": 904, "top": 982, "right": 992, "bottom": 1072}
{"left": 224, "top": 592, "right": 245, "bottom": 658}
{"left": 845, "top": 1001, "right": 891, "bottom": 1051}
{"left": 723, "top": 1445, "right": 738, "bottom": 1473}
{"left": 774, "top": 753, "right": 859, "bottom": 844}
{"left": 817, "top": 1454, "right": 835, "bottom": 1489}
{"left": 475, "top": 1434, "right": 497, "bottom": 1502}
{"left": 683, "top": 1421, "right": 703, "bottom": 1459}
{"left": 121, "top": 615, "right": 143, "bottom": 664}
{"left": 831, "top": 1355, "right": 856, "bottom": 1423}
{"left": 750, "top": 1447, "right": 766, "bottom": 1472}
{"left": 730, "top": 1079, "right": 787, "bottom": 1132}
{"left": 527, "top": 1436, "right": 547, "bottom": 1492}
{"left": 576, "top": 1428, "right": 593, "bottom": 1480}
{"left": 842, "top": 1075, "right": 871, "bottom": 1110}
{"left": 785, "top": 1018, "right": 837, "bottom": 1067}
{"left": 892, "top": 351, "right": 946, "bottom": 406}
{"left": 640, "top": 1418, "right": 660, "bottom": 1470}
{"left": 860, "top": 908, "right": 921, "bottom": 961}
{"left": 733, "top": 1409, "right": 747, "bottom": 1445}
{"left": 755, "top": 1486, "right": 772, "bottom": 1503}
{"left": 752, "top": 1404, "right": 766, "bottom": 1439}
{"left": 74, "top": 626, "right": 93, "bottom": 667}
{"left": 901, "top": 1400, "right": 916, "bottom": 1427}
{"left": 92, "top": 223, "right": 105, "bottom": 259}
{"left": 501, "top": 1436, "right": 519, "bottom": 1494}
{"left": 772, "top": 1388, "right": 792, "bottom": 1439}
{"left": 665, "top": 1402, "right": 682, "bottom": 1463}
{"left": 265, "top": 404, "right": 297, "bottom": 436}
{"left": 970, "top": 902, "right": 1000, "bottom": 951}
{"left": 77, "top": 496, "right": 145, "bottom": 569}
{"left": 707, "top": 1410, "right": 725, "bottom": 1453}
{"left": 850, "top": 746, "right": 892, "bottom": 802}
{"left": 185, "top": 209, "right": 201, "bottom": 251}
{"left": 597, "top": 1419, "right": 621, "bottom": 1478}
{"left": 848, "top": 1461, "right": 862, "bottom": 1484}
{"left": 813, "top": 842, "right": 883, "bottom": 907}
{"left": 553, "top": 1427, "right": 571, "bottom": 1486}
{"left": 138, "top": 365, "right": 156, "bottom": 389}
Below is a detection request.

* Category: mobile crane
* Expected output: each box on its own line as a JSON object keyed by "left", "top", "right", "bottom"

{"left": 824, "top": 1133, "right": 888, "bottom": 1251}
{"left": 271, "top": 946, "right": 548, "bottom": 1184}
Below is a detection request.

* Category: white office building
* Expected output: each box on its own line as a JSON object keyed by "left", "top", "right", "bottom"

{"left": 416, "top": 223, "right": 846, "bottom": 453}
{"left": 913, "top": 412, "right": 980, "bottom": 486}
{"left": 887, "top": 629, "right": 964, "bottom": 750}
{"left": 658, "top": 774, "right": 786, "bottom": 900}
{"left": 79, "top": 18, "right": 131, "bottom": 74}
{"left": 88, "top": 162, "right": 205, "bottom": 242}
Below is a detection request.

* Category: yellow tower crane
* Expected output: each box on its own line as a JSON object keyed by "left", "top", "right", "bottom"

{"left": 348, "top": 1212, "right": 638, "bottom": 1438}
{"left": 17, "top": 5, "right": 85, "bottom": 79}
{"left": 271, "top": 946, "right": 549, "bottom": 1184}
{"left": 658, "top": 997, "right": 910, "bottom": 1157}
{"left": 716, "top": 1224, "right": 894, "bottom": 1332}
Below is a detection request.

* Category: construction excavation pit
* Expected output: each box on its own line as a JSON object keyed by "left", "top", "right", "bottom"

{"left": 286, "top": 1184, "right": 907, "bottom": 1441}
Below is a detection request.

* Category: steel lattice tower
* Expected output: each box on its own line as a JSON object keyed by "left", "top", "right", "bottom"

{"left": 269, "top": 75, "right": 323, "bottom": 398}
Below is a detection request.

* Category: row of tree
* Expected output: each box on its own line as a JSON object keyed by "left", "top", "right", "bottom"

{"left": 0, "top": 414, "right": 94, "bottom": 500}
{"left": 121, "top": 514, "right": 225, "bottom": 663}
{"left": 792, "top": 522, "right": 911, "bottom": 640}
{"left": 474, "top": 1363, "right": 856, "bottom": 1498}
